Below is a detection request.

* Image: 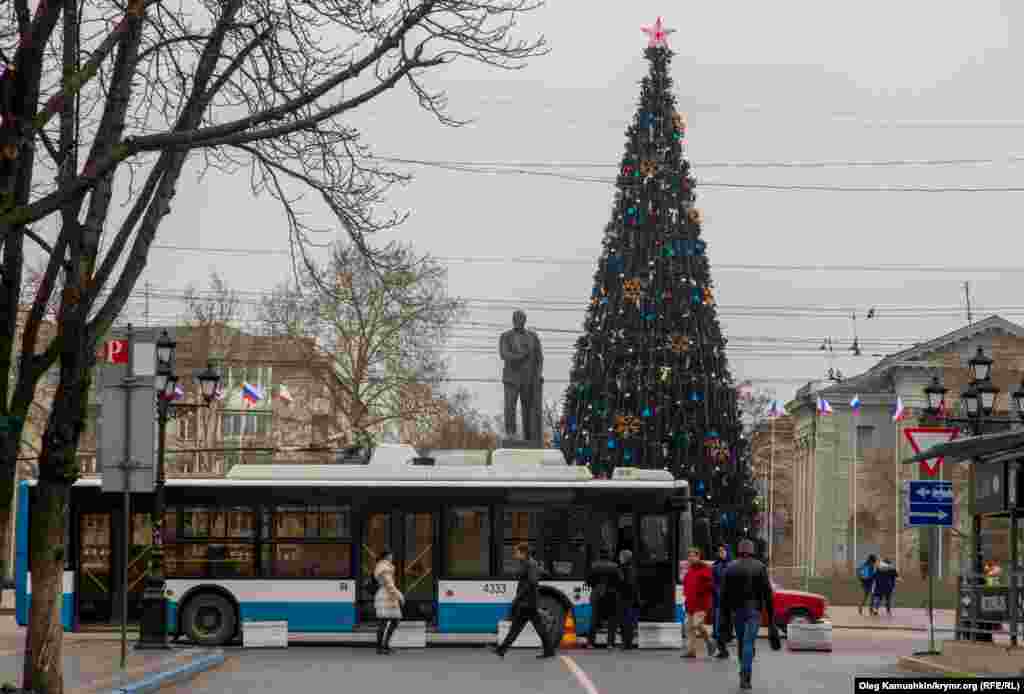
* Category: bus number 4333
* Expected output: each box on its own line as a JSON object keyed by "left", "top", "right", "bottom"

{"left": 482, "top": 583, "right": 508, "bottom": 595}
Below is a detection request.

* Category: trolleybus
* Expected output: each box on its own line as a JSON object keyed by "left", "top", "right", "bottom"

{"left": 16, "top": 445, "right": 691, "bottom": 647}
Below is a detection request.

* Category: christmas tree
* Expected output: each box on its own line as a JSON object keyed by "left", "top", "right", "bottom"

{"left": 559, "top": 18, "right": 749, "bottom": 546}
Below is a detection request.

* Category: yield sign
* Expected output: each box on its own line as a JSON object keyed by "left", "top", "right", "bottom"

{"left": 904, "top": 426, "right": 959, "bottom": 478}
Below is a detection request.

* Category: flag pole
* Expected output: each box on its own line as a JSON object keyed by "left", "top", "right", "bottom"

{"left": 895, "top": 416, "right": 901, "bottom": 569}
{"left": 768, "top": 411, "right": 775, "bottom": 566}
{"left": 852, "top": 408, "right": 858, "bottom": 568}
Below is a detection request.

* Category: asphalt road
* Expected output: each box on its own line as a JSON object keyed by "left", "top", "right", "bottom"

{"left": 171, "top": 630, "right": 934, "bottom": 694}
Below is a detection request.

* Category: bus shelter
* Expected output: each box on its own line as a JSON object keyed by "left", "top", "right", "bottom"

{"left": 904, "top": 429, "right": 1024, "bottom": 644}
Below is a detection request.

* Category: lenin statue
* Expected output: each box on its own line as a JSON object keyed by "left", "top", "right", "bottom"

{"left": 499, "top": 310, "right": 544, "bottom": 444}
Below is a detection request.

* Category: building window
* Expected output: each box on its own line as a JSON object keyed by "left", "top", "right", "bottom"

{"left": 226, "top": 365, "right": 273, "bottom": 392}
{"left": 221, "top": 412, "right": 272, "bottom": 437}
{"left": 177, "top": 412, "right": 196, "bottom": 441}
{"left": 446, "top": 507, "right": 490, "bottom": 577}
{"left": 856, "top": 425, "right": 875, "bottom": 452}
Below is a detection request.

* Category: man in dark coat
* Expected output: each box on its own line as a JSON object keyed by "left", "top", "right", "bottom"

{"left": 616, "top": 549, "right": 639, "bottom": 649}
{"left": 585, "top": 548, "right": 623, "bottom": 648}
{"left": 711, "top": 544, "right": 733, "bottom": 658}
{"left": 721, "top": 539, "right": 779, "bottom": 690}
{"left": 871, "top": 558, "right": 898, "bottom": 616}
{"left": 493, "top": 543, "right": 556, "bottom": 658}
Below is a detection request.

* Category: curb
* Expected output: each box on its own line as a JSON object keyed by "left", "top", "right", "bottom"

{"left": 898, "top": 655, "right": 977, "bottom": 677}
{"left": 104, "top": 650, "right": 225, "bottom": 694}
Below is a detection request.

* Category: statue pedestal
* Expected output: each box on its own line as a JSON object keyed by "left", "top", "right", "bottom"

{"left": 500, "top": 438, "right": 541, "bottom": 449}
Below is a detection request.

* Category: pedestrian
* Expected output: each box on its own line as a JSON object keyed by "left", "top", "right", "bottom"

{"left": 721, "top": 539, "right": 782, "bottom": 690}
{"left": 856, "top": 554, "right": 877, "bottom": 615}
{"left": 585, "top": 548, "right": 624, "bottom": 649}
{"left": 871, "top": 558, "right": 899, "bottom": 617}
{"left": 681, "top": 547, "right": 715, "bottom": 659}
{"left": 493, "top": 542, "right": 557, "bottom": 659}
{"left": 617, "top": 549, "right": 639, "bottom": 650}
{"left": 985, "top": 559, "right": 1002, "bottom": 587}
{"left": 373, "top": 547, "right": 404, "bottom": 655}
{"left": 711, "top": 544, "right": 732, "bottom": 659}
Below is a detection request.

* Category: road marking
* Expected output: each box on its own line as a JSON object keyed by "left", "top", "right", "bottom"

{"left": 560, "top": 655, "right": 600, "bottom": 694}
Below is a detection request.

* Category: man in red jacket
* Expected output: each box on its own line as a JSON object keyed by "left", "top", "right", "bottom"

{"left": 681, "top": 547, "right": 715, "bottom": 658}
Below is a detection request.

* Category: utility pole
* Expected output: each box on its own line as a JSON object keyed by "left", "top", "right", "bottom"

{"left": 964, "top": 282, "right": 973, "bottom": 327}
{"left": 144, "top": 282, "right": 151, "bottom": 327}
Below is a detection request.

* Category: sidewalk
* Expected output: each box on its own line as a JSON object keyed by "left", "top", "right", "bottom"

{"left": 0, "top": 617, "right": 225, "bottom": 693}
{"left": 828, "top": 605, "right": 956, "bottom": 631}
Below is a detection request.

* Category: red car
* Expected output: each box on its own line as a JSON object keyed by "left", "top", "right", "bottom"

{"left": 762, "top": 581, "right": 828, "bottom": 629}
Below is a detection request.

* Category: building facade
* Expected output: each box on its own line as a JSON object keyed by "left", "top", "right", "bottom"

{"left": 786, "top": 315, "right": 1024, "bottom": 578}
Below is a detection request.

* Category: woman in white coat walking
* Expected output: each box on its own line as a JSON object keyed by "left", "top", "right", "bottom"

{"left": 374, "top": 547, "right": 405, "bottom": 654}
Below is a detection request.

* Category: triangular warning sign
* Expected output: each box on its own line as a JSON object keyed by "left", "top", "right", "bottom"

{"left": 903, "top": 427, "right": 959, "bottom": 478}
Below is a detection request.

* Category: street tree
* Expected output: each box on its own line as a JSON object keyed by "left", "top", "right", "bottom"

{"left": 258, "top": 241, "right": 464, "bottom": 449}
{"left": 0, "top": 2, "right": 545, "bottom": 689}
{"left": 412, "top": 387, "right": 498, "bottom": 451}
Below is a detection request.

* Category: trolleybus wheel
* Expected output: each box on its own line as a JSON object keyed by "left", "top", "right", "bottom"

{"left": 182, "top": 592, "right": 237, "bottom": 646}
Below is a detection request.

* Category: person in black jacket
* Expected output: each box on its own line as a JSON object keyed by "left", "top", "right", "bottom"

{"left": 616, "top": 549, "right": 639, "bottom": 649}
{"left": 720, "top": 539, "right": 780, "bottom": 690}
{"left": 493, "top": 543, "right": 556, "bottom": 659}
{"left": 585, "top": 548, "right": 624, "bottom": 649}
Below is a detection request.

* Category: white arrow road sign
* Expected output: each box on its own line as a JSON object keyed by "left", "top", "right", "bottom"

{"left": 911, "top": 510, "right": 948, "bottom": 520}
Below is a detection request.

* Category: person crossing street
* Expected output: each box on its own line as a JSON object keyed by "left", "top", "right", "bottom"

{"left": 721, "top": 539, "right": 782, "bottom": 690}
{"left": 493, "top": 543, "right": 557, "bottom": 659}
{"left": 681, "top": 547, "right": 715, "bottom": 658}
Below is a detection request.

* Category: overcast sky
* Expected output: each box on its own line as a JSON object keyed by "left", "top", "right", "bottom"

{"left": 120, "top": 0, "right": 1024, "bottom": 417}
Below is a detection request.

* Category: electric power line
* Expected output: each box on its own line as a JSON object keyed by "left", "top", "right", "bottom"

{"left": 146, "top": 244, "right": 1024, "bottom": 276}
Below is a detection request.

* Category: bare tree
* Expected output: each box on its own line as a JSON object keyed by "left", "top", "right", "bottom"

{"left": 0, "top": 2, "right": 545, "bottom": 689}
{"left": 177, "top": 271, "right": 242, "bottom": 471}
{"left": 412, "top": 387, "right": 497, "bottom": 451}
{"left": 259, "top": 240, "right": 464, "bottom": 448}
{"left": 738, "top": 385, "right": 775, "bottom": 436}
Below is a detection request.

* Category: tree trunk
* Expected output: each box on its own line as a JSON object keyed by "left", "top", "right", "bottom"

{"left": 23, "top": 339, "right": 92, "bottom": 694}
{"left": 22, "top": 480, "right": 69, "bottom": 694}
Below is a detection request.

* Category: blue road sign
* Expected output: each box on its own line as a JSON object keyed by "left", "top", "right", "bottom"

{"left": 903, "top": 480, "right": 953, "bottom": 527}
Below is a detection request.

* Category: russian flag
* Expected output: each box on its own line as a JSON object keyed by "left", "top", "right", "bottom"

{"left": 241, "top": 382, "right": 264, "bottom": 407}
{"left": 892, "top": 396, "right": 908, "bottom": 422}
{"left": 767, "top": 400, "right": 783, "bottom": 418}
{"left": 817, "top": 396, "right": 833, "bottom": 415}
{"left": 172, "top": 383, "right": 185, "bottom": 402}
{"left": 850, "top": 394, "right": 862, "bottom": 415}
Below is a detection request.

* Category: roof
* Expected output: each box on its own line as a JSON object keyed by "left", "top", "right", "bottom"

{"left": 903, "top": 428, "right": 1024, "bottom": 465}
{"left": 794, "top": 315, "right": 1024, "bottom": 405}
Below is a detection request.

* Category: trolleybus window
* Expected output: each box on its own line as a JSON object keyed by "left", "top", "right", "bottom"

{"left": 165, "top": 505, "right": 257, "bottom": 578}
{"left": 445, "top": 507, "right": 489, "bottom": 577}
{"left": 542, "top": 508, "right": 586, "bottom": 577}
{"left": 501, "top": 509, "right": 543, "bottom": 575}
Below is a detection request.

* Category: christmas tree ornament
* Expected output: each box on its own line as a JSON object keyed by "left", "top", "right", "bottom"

{"left": 670, "top": 334, "right": 690, "bottom": 353}
{"left": 687, "top": 207, "right": 703, "bottom": 225}
{"left": 672, "top": 111, "right": 687, "bottom": 130}
{"left": 623, "top": 278, "right": 642, "bottom": 303}
{"left": 640, "top": 159, "right": 658, "bottom": 177}
{"left": 641, "top": 17, "right": 676, "bottom": 49}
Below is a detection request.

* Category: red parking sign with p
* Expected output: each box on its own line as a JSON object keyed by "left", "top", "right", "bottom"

{"left": 103, "top": 339, "right": 128, "bottom": 364}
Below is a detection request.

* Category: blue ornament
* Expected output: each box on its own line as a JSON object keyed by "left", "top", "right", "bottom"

{"left": 624, "top": 449, "right": 634, "bottom": 462}
{"left": 707, "top": 430, "right": 719, "bottom": 438}
{"left": 696, "top": 480, "right": 705, "bottom": 496}
{"left": 608, "top": 438, "right": 617, "bottom": 449}
{"left": 642, "top": 407, "right": 651, "bottom": 417}
{"left": 639, "top": 112, "right": 655, "bottom": 128}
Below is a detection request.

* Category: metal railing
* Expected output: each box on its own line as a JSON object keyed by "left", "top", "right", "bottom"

{"left": 956, "top": 570, "right": 1023, "bottom": 643}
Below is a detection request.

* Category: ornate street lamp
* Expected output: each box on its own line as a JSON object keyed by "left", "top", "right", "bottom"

{"left": 139, "top": 352, "right": 220, "bottom": 650}
{"left": 961, "top": 383, "right": 980, "bottom": 419}
{"left": 155, "top": 330, "right": 176, "bottom": 370}
{"left": 977, "top": 379, "right": 1000, "bottom": 416}
{"left": 924, "top": 376, "right": 948, "bottom": 415}
{"left": 198, "top": 363, "right": 220, "bottom": 403}
{"left": 1013, "top": 379, "right": 1024, "bottom": 419}
{"left": 969, "top": 346, "right": 993, "bottom": 382}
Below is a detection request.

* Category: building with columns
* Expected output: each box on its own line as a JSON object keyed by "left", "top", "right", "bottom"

{"left": 784, "top": 315, "right": 1024, "bottom": 578}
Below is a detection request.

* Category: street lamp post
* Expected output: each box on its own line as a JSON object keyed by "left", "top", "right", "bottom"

{"left": 922, "top": 347, "right": 1024, "bottom": 647}
{"left": 137, "top": 330, "right": 221, "bottom": 649}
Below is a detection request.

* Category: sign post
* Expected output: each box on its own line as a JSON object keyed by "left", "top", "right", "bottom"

{"left": 903, "top": 479, "right": 953, "bottom": 656}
